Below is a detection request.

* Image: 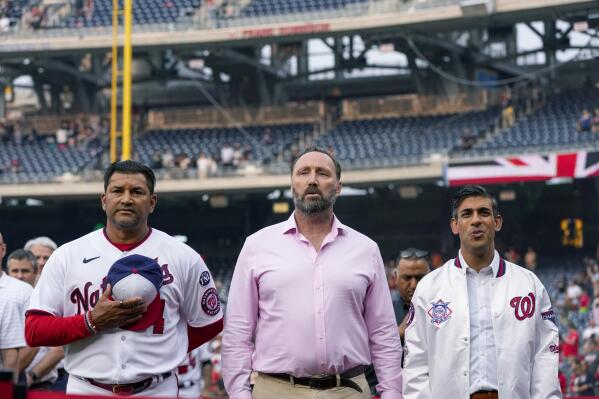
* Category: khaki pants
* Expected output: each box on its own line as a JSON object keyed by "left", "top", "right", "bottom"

{"left": 252, "top": 372, "right": 371, "bottom": 399}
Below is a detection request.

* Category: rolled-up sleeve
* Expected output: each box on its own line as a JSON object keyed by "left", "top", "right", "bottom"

{"left": 364, "top": 243, "right": 403, "bottom": 399}
{"left": 222, "top": 239, "right": 259, "bottom": 399}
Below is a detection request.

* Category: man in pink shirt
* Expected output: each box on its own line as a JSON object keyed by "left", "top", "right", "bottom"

{"left": 222, "top": 147, "right": 403, "bottom": 399}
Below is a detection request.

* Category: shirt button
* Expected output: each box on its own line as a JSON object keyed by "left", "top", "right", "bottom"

{"left": 121, "top": 336, "right": 126, "bottom": 342}
{"left": 121, "top": 364, "right": 126, "bottom": 369}
{"left": 319, "top": 337, "right": 324, "bottom": 341}
{"left": 463, "top": 338, "right": 468, "bottom": 342}
{"left": 463, "top": 371, "right": 468, "bottom": 376}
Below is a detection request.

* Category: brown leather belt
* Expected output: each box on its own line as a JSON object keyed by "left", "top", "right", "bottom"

{"left": 471, "top": 390, "right": 498, "bottom": 399}
{"left": 265, "top": 365, "right": 364, "bottom": 393}
{"left": 83, "top": 372, "right": 171, "bottom": 396}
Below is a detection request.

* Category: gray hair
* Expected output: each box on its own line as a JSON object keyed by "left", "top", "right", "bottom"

{"left": 7, "top": 249, "right": 38, "bottom": 272}
{"left": 24, "top": 236, "right": 57, "bottom": 251}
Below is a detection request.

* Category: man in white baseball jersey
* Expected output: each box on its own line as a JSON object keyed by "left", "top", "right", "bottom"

{"left": 6, "top": 249, "right": 65, "bottom": 390}
{"left": 25, "top": 160, "right": 224, "bottom": 397}
{"left": 403, "top": 185, "right": 560, "bottom": 399}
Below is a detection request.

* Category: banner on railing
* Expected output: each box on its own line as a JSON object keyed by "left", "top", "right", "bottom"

{"left": 446, "top": 150, "right": 599, "bottom": 186}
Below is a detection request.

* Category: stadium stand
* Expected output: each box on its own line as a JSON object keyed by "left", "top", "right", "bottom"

{"left": 471, "top": 89, "right": 599, "bottom": 156}
{"left": 315, "top": 108, "right": 499, "bottom": 168}
{"left": 67, "top": 0, "right": 202, "bottom": 28}
{"left": 0, "top": 141, "right": 98, "bottom": 184}
{"left": 240, "top": 0, "right": 367, "bottom": 17}
{"left": 137, "top": 122, "right": 313, "bottom": 167}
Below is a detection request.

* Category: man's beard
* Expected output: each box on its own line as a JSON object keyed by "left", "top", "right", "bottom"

{"left": 293, "top": 186, "right": 337, "bottom": 215}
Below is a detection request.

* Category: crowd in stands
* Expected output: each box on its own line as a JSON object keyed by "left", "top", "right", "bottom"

{"left": 538, "top": 251, "right": 599, "bottom": 397}
{"left": 0, "top": 114, "right": 106, "bottom": 176}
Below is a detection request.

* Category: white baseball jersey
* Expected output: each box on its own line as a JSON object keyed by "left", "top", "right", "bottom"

{"left": 0, "top": 297, "right": 26, "bottom": 368}
{"left": 403, "top": 251, "right": 561, "bottom": 399}
{"left": 177, "top": 343, "right": 212, "bottom": 397}
{"left": 28, "top": 228, "right": 223, "bottom": 384}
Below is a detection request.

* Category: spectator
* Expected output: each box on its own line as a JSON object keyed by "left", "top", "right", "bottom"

{"left": 459, "top": 128, "right": 476, "bottom": 150}
{"left": 583, "top": 319, "right": 599, "bottom": 341}
{"left": 503, "top": 246, "right": 520, "bottom": 264}
{"left": 524, "top": 247, "right": 537, "bottom": 271}
{"left": 161, "top": 150, "right": 175, "bottom": 169}
{"left": 0, "top": 14, "right": 10, "bottom": 32}
{"left": 232, "top": 143, "right": 243, "bottom": 168}
{"left": 567, "top": 280, "right": 583, "bottom": 306}
{"left": 10, "top": 158, "right": 21, "bottom": 174}
{"left": 501, "top": 89, "right": 515, "bottom": 128}
{"left": 196, "top": 152, "right": 216, "bottom": 179}
{"left": 261, "top": 127, "right": 273, "bottom": 145}
{"left": 220, "top": 143, "right": 234, "bottom": 170}
{"left": 150, "top": 152, "right": 163, "bottom": 170}
{"left": 56, "top": 121, "right": 69, "bottom": 149}
{"left": 571, "top": 359, "right": 594, "bottom": 396}
{"left": 577, "top": 109, "right": 592, "bottom": 132}
{"left": 562, "top": 322, "right": 580, "bottom": 360}
{"left": 558, "top": 368, "right": 567, "bottom": 396}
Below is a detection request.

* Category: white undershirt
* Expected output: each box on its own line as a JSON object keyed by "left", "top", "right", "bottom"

{"left": 462, "top": 252, "right": 499, "bottom": 394}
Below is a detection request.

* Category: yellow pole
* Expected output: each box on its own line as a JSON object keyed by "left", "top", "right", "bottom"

{"left": 121, "top": 0, "right": 133, "bottom": 160}
{"left": 110, "top": 0, "right": 119, "bottom": 162}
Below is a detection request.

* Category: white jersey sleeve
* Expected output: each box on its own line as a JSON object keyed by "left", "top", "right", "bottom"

{"left": 0, "top": 299, "right": 26, "bottom": 349}
{"left": 531, "top": 276, "right": 561, "bottom": 399}
{"left": 28, "top": 246, "right": 67, "bottom": 316}
{"left": 181, "top": 256, "right": 223, "bottom": 327}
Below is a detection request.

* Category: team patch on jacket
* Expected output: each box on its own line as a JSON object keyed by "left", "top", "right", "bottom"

{"left": 199, "top": 271, "right": 211, "bottom": 286}
{"left": 541, "top": 309, "right": 556, "bottom": 325}
{"left": 428, "top": 299, "right": 452, "bottom": 326}
{"left": 201, "top": 288, "right": 221, "bottom": 316}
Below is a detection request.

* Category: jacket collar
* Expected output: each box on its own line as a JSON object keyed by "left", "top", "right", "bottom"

{"left": 453, "top": 250, "right": 506, "bottom": 278}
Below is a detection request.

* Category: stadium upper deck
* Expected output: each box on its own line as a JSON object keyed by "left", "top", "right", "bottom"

{"left": 0, "top": 0, "right": 595, "bottom": 56}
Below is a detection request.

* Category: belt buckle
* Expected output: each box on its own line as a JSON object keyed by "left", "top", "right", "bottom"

{"left": 112, "top": 384, "right": 135, "bottom": 395}
{"left": 309, "top": 375, "right": 330, "bottom": 389}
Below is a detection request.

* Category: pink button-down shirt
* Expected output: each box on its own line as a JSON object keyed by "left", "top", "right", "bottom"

{"left": 222, "top": 213, "right": 403, "bottom": 399}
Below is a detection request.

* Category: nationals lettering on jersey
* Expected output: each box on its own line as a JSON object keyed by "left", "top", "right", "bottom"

{"left": 28, "top": 228, "right": 223, "bottom": 384}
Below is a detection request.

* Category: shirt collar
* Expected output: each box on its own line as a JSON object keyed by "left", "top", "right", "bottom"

{"left": 454, "top": 250, "right": 506, "bottom": 278}
{"left": 282, "top": 211, "right": 348, "bottom": 237}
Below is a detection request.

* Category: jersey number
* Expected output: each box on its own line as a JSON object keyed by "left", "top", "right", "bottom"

{"left": 153, "top": 299, "right": 166, "bottom": 334}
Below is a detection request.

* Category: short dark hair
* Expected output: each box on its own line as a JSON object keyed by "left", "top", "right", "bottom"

{"left": 451, "top": 185, "right": 498, "bottom": 219}
{"left": 7, "top": 249, "right": 38, "bottom": 272}
{"left": 290, "top": 146, "right": 341, "bottom": 180}
{"left": 104, "top": 160, "right": 156, "bottom": 194}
